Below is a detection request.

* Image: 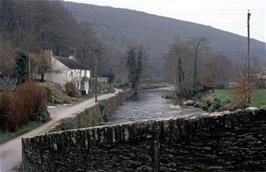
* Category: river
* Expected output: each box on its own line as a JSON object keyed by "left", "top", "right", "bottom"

{"left": 105, "top": 87, "right": 205, "bottom": 124}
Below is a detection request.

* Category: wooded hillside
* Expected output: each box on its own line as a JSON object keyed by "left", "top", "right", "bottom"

{"left": 64, "top": 2, "right": 266, "bottom": 78}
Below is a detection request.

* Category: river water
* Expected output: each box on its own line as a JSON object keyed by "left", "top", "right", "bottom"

{"left": 105, "top": 87, "right": 204, "bottom": 124}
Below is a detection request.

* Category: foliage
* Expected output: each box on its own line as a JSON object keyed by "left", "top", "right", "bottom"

{"left": 194, "top": 93, "right": 224, "bottom": 112}
{"left": 0, "top": 92, "right": 14, "bottom": 131}
{"left": 99, "top": 100, "right": 108, "bottom": 114}
{"left": 0, "top": 81, "right": 48, "bottom": 131}
{"left": 127, "top": 48, "right": 143, "bottom": 90}
{"left": 234, "top": 80, "right": 256, "bottom": 108}
{"left": 55, "top": 118, "right": 74, "bottom": 131}
{"left": 65, "top": 81, "right": 78, "bottom": 97}
{"left": 15, "top": 51, "right": 28, "bottom": 84}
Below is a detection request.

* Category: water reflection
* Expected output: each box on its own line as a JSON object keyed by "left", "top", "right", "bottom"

{"left": 105, "top": 87, "right": 204, "bottom": 124}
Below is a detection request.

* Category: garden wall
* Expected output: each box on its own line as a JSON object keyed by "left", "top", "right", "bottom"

{"left": 22, "top": 108, "right": 266, "bottom": 171}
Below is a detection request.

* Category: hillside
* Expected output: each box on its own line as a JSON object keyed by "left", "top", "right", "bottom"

{"left": 64, "top": 2, "right": 266, "bottom": 78}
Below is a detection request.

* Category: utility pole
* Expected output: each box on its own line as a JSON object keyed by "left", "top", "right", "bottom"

{"left": 28, "top": 53, "right": 31, "bottom": 80}
{"left": 94, "top": 52, "right": 98, "bottom": 103}
{"left": 247, "top": 10, "right": 251, "bottom": 79}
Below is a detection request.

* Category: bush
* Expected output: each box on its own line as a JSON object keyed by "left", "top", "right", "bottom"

{"left": 209, "top": 98, "right": 222, "bottom": 112}
{"left": 234, "top": 79, "right": 256, "bottom": 108}
{"left": 0, "top": 81, "right": 49, "bottom": 131}
{"left": 99, "top": 100, "right": 108, "bottom": 114}
{"left": 65, "top": 81, "right": 78, "bottom": 97}
{"left": 0, "top": 92, "right": 14, "bottom": 131}
{"left": 80, "top": 90, "right": 87, "bottom": 96}
{"left": 55, "top": 118, "right": 74, "bottom": 131}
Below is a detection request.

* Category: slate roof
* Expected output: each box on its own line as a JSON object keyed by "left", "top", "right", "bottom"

{"left": 54, "top": 56, "right": 90, "bottom": 70}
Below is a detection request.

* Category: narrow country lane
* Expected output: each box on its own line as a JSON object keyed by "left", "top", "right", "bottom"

{"left": 0, "top": 89, "right": 122, "bottom": 172}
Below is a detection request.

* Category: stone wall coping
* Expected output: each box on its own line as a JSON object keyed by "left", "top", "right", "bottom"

{"left": 22, "top": 107, "right": 264, "bottom": 142}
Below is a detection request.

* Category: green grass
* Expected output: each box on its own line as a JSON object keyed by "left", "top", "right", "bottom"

{"left": 214, "top": 89, "right": 266, "bottom": 108}
{"left": 214, "top": 89, "right": 234, "bottom": 102}
{"left": 251, "top": 89, "right": 266, "bottom": 108}
{"left": 0, "top": 121, "right": 44, "bottom": 144}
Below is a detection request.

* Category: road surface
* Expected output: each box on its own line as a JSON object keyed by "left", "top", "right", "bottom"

{"left": 0, "top": 89, "right": 122, "bottom": 172}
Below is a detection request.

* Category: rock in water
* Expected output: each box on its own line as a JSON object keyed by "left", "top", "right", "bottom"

{"left": 168, "top": 104, "right": 181, "bottom": 110}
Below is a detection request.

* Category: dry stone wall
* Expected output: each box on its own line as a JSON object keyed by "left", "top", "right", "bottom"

{"left": 22, "top": 108, "right": 266, "bottom": 171}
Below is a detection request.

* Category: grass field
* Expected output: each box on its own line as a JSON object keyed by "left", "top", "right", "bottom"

{"left": 214, "top": 89, "right": 266, "bottom": 108}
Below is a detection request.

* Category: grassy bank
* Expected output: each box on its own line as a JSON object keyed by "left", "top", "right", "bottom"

{"left": 0, "top": 121, "right": 45, "bottom": 144}
{"left": 192, "top": 89, "right": 266, "bottom": 112}
{"left": 214, "top": 89, "right": 266, "bottom": 108}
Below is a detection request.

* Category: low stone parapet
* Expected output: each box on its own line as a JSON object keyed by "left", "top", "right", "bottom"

{"left": 22, "top": 108, "right": 266, "bottom": 171}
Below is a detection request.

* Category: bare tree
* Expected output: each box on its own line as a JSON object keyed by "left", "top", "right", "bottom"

{"left": 30, "top": 50, "right": 51, "bottom": 82}
{"left": 0, "top": 36, "right": 15, "bottom": 76}
{"left": 188, "top": 38, "right": 209, "bottom": 89}
{"left": 204, "top": 53, "right": 230, "bottom": 87}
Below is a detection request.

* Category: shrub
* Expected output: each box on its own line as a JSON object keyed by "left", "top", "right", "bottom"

{"left": 55, "top": 118, "right": 73, "bottom": 131}
{"left": 65, "top": 81, "right": 77, "bottom": 97}
{"left": 234, "top": 79, "right": 256, "bottom": 108}
{"left": 80, "top": 90, "right": 87, "bottom": 96}
{"left": 209, "top": 98, "right": 222, "bottom": 112}
{"left": 99, "top": 100, "right": 108, "bottom": 114}
{"left": 0, "top": 92, "right": 14, "bottom": 131}
{"left": 0, "top": 81, "right": 49, "bottom": 131}
{"left": 15, "top": 81, "right": 47, "bottom": 121}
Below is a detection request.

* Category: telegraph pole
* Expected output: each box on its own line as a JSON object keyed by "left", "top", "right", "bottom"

{"left": 94, "top": 52, "right": 98, "bottom": 103}
{"left": 247, "top": 10, "right": 251, "bottom": 79}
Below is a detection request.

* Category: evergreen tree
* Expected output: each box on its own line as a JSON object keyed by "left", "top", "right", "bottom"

{"left": 127, "top": 49, "right": 137, "bottom": 89}
{"left": 15, "top": 51, "right": 28, "bottom": 84}
{"left": 127, "top": 48, "right": 143, "bottom": 90}
{"left": 136, "top": 50, "right": 143, "bottom": 85}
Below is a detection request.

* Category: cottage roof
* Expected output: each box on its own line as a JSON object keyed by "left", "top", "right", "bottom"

{"left": 54, "top": 56, "right": 90, "bottom": 70}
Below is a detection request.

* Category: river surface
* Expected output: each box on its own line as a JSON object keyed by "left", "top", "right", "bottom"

{"left": 105, "top": 87, "right": 205, "bottom": 124}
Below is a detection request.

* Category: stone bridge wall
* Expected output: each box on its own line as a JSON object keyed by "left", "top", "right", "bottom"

{"left": 22, "top": 108, "right": 266, "bottom": 171}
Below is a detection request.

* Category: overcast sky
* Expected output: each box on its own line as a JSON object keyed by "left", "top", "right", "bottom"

{"left": 65, "top": 0, "right": 266, "bottom": 43}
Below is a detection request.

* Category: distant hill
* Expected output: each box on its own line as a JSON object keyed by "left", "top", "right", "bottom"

{"left": 64, "top": 2, "right": 266, "bottom": 78}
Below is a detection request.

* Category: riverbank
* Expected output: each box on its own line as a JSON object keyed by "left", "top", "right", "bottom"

{"left": 165, "top": 89, "right": 266, "bottom": 113}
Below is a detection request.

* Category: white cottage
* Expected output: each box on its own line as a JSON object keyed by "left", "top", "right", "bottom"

{"left": 46, "top": 50, "right": 91, "bottom": 94}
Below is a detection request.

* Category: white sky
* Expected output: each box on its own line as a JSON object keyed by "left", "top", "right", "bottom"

{"left": 65, "top": 0, "right": 266, "bottom": 43}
